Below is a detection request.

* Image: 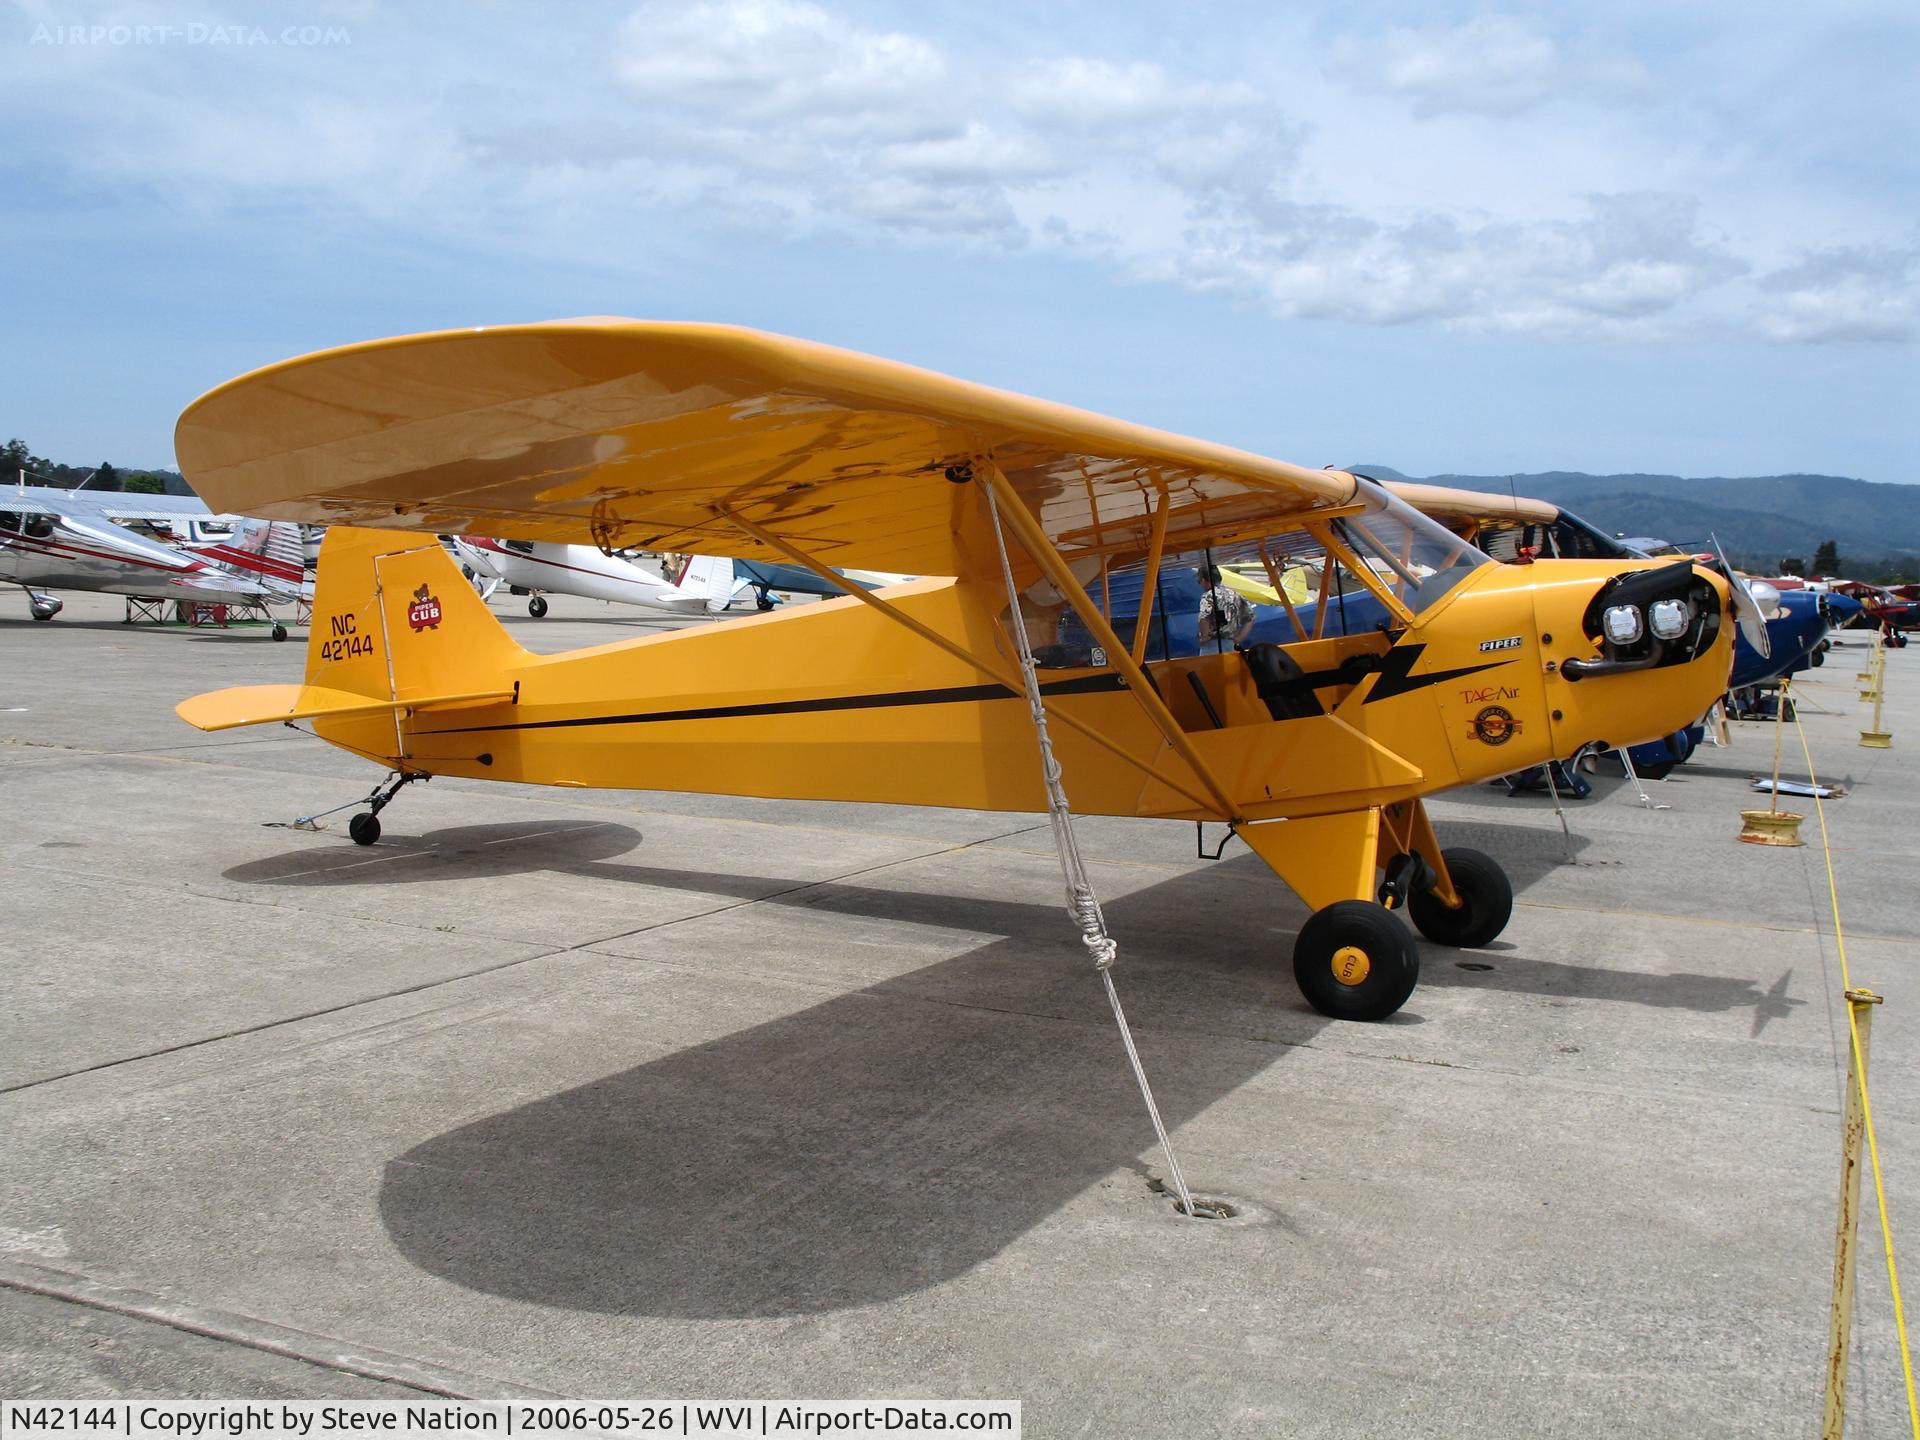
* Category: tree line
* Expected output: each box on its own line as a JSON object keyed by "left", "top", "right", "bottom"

{"left": 4, "top": 438, "right": 170, "bottom": 494}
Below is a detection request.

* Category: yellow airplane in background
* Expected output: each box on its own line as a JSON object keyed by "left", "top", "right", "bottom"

{"left": 175, "top": 321, "right": 1736, "bottom": 1021}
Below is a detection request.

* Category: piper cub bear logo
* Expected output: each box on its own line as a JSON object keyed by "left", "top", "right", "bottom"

{"left": 407, "top": 583, "right": 443, "bottom": 632}
{"left": 1469, "top": 705, "right": 1521, "bottom": 746}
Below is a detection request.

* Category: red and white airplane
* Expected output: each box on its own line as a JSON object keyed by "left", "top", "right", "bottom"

{"left": 1, "top": 483, "right": 307, "bottom": 635}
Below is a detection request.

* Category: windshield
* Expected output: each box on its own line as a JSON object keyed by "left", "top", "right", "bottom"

{"left": 1324, "top": 482, "right": 1490, "bottom": 615}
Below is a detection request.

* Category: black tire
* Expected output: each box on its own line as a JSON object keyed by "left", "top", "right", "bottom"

{"left": 755, "top": 594, "right": 776, "bottom": 611}
{"left": 528, "top": 595, "right": 549, "bottom": 618}
{"left": 1408, "top": 847, "right": 1514, "bottom": 949}
{"left": 272, "top": 623, "right": 288, "bottom": 641}
{"left": 30, "top": 611, "right": 52, "bottom": 622}
{"left": 1293, "top": 900, "right": 1420, "bottom": 1021}
{"left": 1636, "top": 759, "right": 1675, "bottom": 781}
{"left": 1810, "top": 645, "right": 1826, "bottom": 667}
{"left": 348, "top": 813, "right": 381, "bottom": 846}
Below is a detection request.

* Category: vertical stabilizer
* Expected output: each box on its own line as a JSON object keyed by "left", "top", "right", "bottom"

{"left": 306, "top": 529, "right": 526, "bottom": 702}
{"left": 680, "top": 554, "right": 742, "bottom": 613}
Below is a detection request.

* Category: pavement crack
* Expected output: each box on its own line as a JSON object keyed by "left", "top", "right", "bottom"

{"left": 0, "top": 1259, "right": 560, "bottom": 1401}
{"left": 0, "top": 945, "right": 577, "bottom": 1098}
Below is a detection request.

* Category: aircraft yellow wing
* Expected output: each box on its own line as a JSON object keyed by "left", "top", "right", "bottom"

{"left": 1384, "top": 481, "right": 1558, "bottom": 528}
{"left": 1218, "top": 562, "right": 1312, "bottom": 607}
{"left": 176, "top": 320, "right": 1357, "bottom": 579}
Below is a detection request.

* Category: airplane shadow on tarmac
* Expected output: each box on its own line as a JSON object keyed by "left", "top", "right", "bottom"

{"left": 225, "top": 817, "right": 1801, "bottom": 1318}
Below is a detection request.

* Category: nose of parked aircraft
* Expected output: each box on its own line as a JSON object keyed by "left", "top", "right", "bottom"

{"left": 1523, "top": 559, "right": 1734, "bottom": 755}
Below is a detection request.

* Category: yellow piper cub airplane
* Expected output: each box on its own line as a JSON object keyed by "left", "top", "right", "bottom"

{"left": 175, "top": 321, "right": 1735, "bottom": 1021}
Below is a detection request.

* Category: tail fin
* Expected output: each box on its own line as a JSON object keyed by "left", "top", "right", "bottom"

{"left": 176, "top": 528, "right": 524, "bottom": 741}
{"left": 197, "top": 518, "right": 310, "bottom": 598}
{"left": 680, "top": 554, "right": 743, "bottom": 613}
{"left": 304, "top": 528, "right": 525, "bottom": 699}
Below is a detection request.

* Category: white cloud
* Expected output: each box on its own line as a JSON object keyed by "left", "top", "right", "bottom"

{"left": 3, "top": 0, "right": 1911, "bottom": 348}
{"left": 602, "top": 2, "right": 1740, "bottom": 336}
{"left": 1757, "top": 247, "right": 1920, "bottom": 343}
{"left": 1323, "top": 15, "right": 1649, "bottom": 118}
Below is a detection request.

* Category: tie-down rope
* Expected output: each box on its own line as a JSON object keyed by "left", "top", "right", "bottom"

{"left": 981, "top": 479, "right": 1205, "bottom": 1220}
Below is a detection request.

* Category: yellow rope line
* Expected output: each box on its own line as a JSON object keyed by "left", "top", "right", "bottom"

{"left": 1793, "top": 710, "right": 1920, "bottom": 1436}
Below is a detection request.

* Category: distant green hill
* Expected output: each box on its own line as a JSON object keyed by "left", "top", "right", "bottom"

{"left": 1350, "top": 466, "right": 1920, "bottom": 576}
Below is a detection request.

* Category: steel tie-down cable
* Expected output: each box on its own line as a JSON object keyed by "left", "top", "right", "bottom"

{"left": 980, "top": 478, "right": 1207, "bottom": 1220}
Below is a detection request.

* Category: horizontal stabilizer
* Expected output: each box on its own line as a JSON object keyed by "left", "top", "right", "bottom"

{"left": 176, "top": 683, "right": 514, "bottom": 733}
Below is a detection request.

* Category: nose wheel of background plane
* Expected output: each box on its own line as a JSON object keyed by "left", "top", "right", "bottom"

{"left": 528, "top": 594, "right": 548, "bottom": 618}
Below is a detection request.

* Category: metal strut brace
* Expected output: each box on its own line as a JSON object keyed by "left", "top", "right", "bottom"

{"left": 284, "top": 770, "right": 425, "bottom": 831}
{"left": 980, "top": 479, "right": 1208, "bottom": 1221}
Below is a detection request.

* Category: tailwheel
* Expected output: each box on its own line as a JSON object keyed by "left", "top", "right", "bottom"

{"left": 1408, "top": 847, "right": 1513, "bottom": 949}
{"left": 348, "top": 813, "right": 381, "bottom": 846}
{"left": 1293, "top": 901, "right": 1420, "bottom": 1021}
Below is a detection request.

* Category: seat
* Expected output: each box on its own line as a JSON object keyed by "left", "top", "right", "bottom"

{"left": 1242, "top": 643, "right": 1325, "bottom": 721}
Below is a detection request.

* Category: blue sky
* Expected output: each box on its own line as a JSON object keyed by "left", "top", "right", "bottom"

{"left": 2, "top": 0, "right": 1916, "bottom": 481}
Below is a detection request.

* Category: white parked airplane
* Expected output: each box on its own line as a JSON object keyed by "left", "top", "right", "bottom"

{"left": 1, "top": 484, "right": 306, "bottom": 635}
{"left": 449, "top": 536, "right": 741, "bottom": 617}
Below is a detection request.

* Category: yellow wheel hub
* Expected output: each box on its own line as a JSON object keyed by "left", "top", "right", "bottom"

{"left": 1331, "top": 945, "right": 1372, "bottom": 986}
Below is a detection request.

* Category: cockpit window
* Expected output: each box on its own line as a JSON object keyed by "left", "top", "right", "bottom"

{"left": 1011, "top": 479, "right": 1493, "bottom": 666}
{"left": 0, "top": 511, "right": 52, "bottom": 539}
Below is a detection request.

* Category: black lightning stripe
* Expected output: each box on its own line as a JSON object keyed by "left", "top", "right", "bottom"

{"left": 1252, "top": 642, "right": 1512, "bottom": 707}
{"left": 417, "top": 671, "right": 1128, "bottom": 736}
{"left": 419, "top": 642, "right": 1507, "bottom": 739}
{"left": 1362, "top": 644, "right": 1513, "bottom": 702}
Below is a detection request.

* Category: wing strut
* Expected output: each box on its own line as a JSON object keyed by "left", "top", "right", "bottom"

{"left": 714, "top": 505, "right": 1221, "bottom": 816}
{"left": 979, "top": 476, "right": 1212, "bottom": 1223}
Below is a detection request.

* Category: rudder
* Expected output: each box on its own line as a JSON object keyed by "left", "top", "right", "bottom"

{"left": 307, "top": 528, "right": 526, "bottom": 702}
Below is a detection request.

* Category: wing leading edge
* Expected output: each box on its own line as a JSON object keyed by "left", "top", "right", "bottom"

{"left": 175, "top": 320, "right": 1358, "bottom": 581}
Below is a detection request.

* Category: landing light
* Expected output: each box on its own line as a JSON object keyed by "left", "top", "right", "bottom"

{"left": 1649, "top": 598, "right": 1692, "bottom": 640}
{"left": 1603, "top": 604, "right": 1645, "bottom": 646}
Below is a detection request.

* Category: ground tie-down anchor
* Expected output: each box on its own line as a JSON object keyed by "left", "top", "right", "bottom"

{"left": 1739, "top": 677, "right": 1806, "bottom": 845}
{"left": 979, "top": 475, "right": 1221, "bottom": 1222}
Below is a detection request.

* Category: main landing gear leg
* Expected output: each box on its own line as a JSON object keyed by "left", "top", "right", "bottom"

{"left": 1235, "top": 800, "right": 1514, "bottom": 1021}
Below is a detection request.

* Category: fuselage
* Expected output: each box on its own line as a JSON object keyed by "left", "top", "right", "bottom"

{"left": 310, "top": 538, "right": 1734, "bottom": 826}
{"left": 453, "top": 537, "right": 714, "bottom": 614}
{"left": 0, "top": 508, "right": 271, "bottom": 606}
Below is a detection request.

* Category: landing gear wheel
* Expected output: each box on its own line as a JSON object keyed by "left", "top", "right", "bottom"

{"left": 30, "top": 609, "right": 52, "bottom": 622}
{"left": 528, "top": 595, "right": 549, "bottom": 618}
{"left": 1811, "top": 644, "right": 1826, "bottom": 668}
{"left": 348, "top": 813, "right": 382, "bottom": 846}
{"left": 1408, "top": 847, "right": 1513, "bottom": 949}
{"left": 1293, "top": 901, "right": 1420, "bottom": 1021}
{"left": 755, "top": 593, "right": 776, "bottom": 612}
{"left": 1636, "top": 759, "right": 1675, "bottom": 781}
{"left": 272, "top": 623, "right": 288, "bottom": 641}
